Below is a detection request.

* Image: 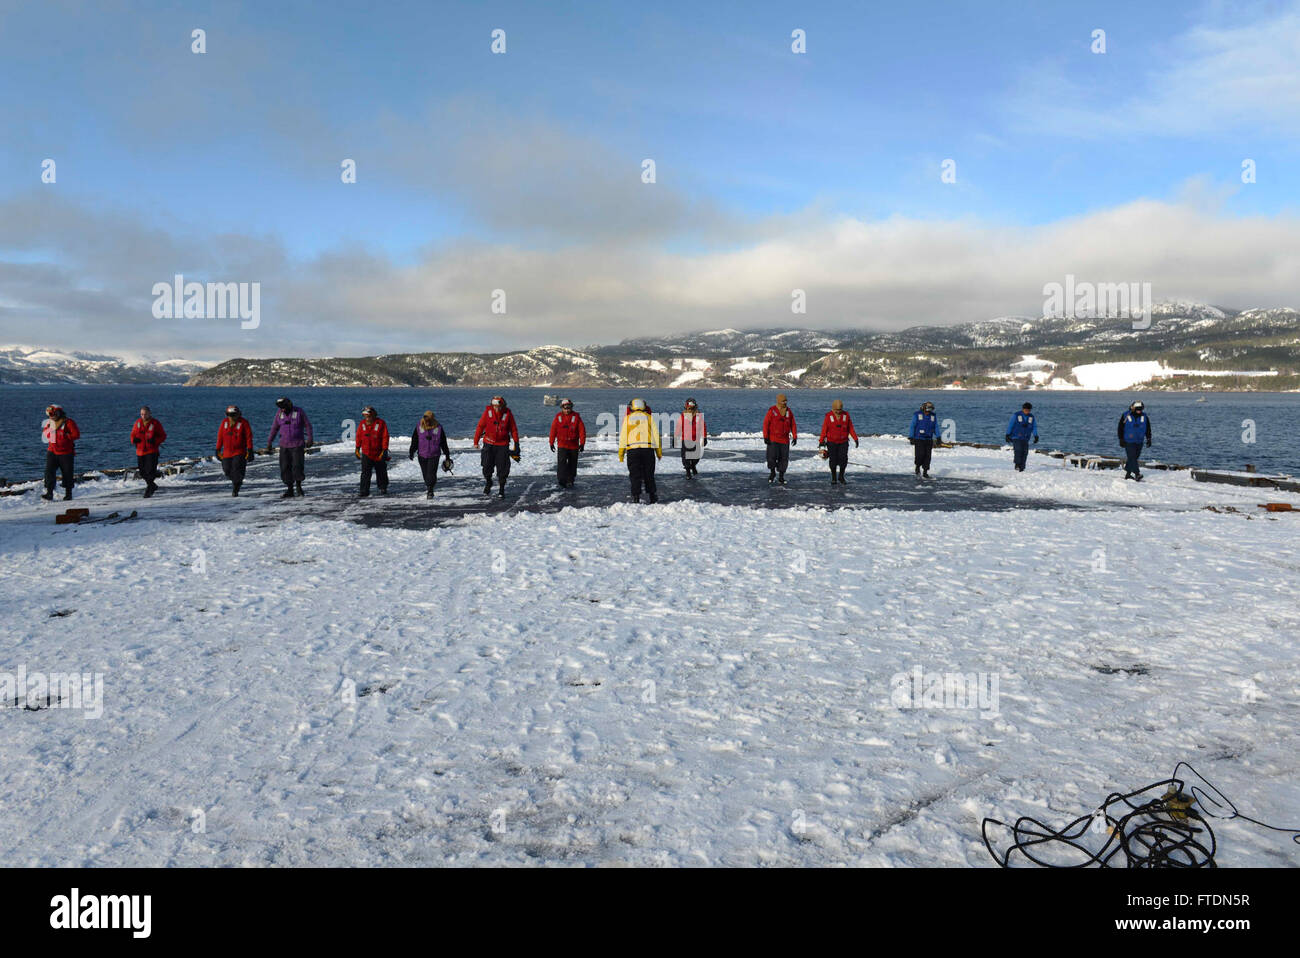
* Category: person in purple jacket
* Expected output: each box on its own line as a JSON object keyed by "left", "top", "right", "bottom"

{"left": 263, "top": 396, "right": 313, "bottom": 497}
{"left": 408, "top": 409, "right": 453, "bottom": 499}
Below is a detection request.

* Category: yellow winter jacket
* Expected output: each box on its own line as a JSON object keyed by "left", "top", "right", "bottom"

{"left": 618, "top": 410, "right": 662, "bottom": 460}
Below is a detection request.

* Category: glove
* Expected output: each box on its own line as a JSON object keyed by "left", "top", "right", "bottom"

{"left": 656, "top": 450, "right": 662, "bottom": 460}
{"left": 854, "top": 439, "right": 859, "bottom": 448}
{"left": 1005, "top": 435, "right": 1012, "bottom": 443}
{"left": 819, "top": 442, "right": 826, "bottom": 449}
{"left": 578, "top": 443, "right": 585, "bottom": 452}
{"left": 703, "top": 437, "right": 708, "bottom": 447}
{"left": 1145, "top": 439, "right": 1151, "bottom": 447}
{"left": 473, "top": 441, "right": 480, "bottom": 449}
{"left": 549, "top": 443, "right": 555, "bottom": 452}
{"left": 215, "top": 447, "right": 223, "bottom": 457}
{"left": 618, "top": 452, "right": 625, "bottom": 463}
{"left": 1033, "top": 436, "right": 1039, "bottom": 444}
{"left": 246, "top": 450, "right": 254, "bottom": 461}
{"left": 442, "top": 457, "right": 453, "bottom": 473}
{"left": 355, "top": 449, "right": 361, "bottom": 459}
{"left": 409, "top": 451, "right": 416, "bottom": 460}
{"left": 791, "top": 438, "right": 797, "bottom": 446}
{"left": 909, "top": 438, "right": 916, "bottom": 445}
{"left": 382, "top": 450, "right": 390, "bottom": 461}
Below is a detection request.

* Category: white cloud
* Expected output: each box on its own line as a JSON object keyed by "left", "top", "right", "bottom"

{"left": 1005, "top": 4, "right": 1300, "bottom": 138}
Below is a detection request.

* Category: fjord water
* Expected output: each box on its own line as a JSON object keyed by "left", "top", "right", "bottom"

{"left": 1, "top": 385, "right": 1295, "bottom": 479}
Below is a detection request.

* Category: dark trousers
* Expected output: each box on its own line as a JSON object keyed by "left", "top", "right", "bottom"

{"left": 137, "top": 452, "right": 160, "bottom": 487}
{"left": 481, "top": 444, "right": 511, "bottom": 484}
{"left": 556, "top": 447, "right": 579, "bottom": 485}
{"left": 222, "top": 454, "right": 247, "bottom": 490}
{"left": 1012, "top": 439, "right": 1029, "bottom": 471}
{"left": 826, "top": 441, "right": 848, "bottom": 475}
{"left": 418, "top": 455, "right": 440, "bottom": 491}
{"left": 44, "top": 452, "right": 74, "bottom": 492}
{"left": 681, "top": 442, "right": 702, "bottom": 474}
{"left": 278, "top": 445, "right": 305, "bottom": 485}
{"left": 766, "top": 441, "right": 790, "bottom": 476}
{"left": 360, "top": 456, "right": 388, "bottom": 494}
{"left": 913, "top": 438, "right": 933, "bottom": 471}
{"left": 1124, "top": 442, "right": 1143, "bottom": 475}
{"left": 626, "top": 447, "right": 657, "bottom": 500}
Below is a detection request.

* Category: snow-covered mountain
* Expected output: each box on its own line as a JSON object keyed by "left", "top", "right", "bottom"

{"left": 14, "top": 302, "right": 1300, "bottom": 390}
{"left": 0, "top": 346, "right": 213, "bottom": 385}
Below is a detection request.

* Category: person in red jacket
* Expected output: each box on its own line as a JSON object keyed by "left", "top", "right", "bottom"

{"left": 548, "top": 398, "right": 586, "bottom": 488}
{"left": 354, "top": 405, "right": 391, "bottom": 497}
{"left": 818, "top": 398, "right": 859, "bottom": 485}
{"left": 41, "top": 405, "right": 80, "bottom": 501}
{"left": 676, "top": 398, "right": 707, "bottom": 478}
{"left": 215, "top": 405, "right": 254, "bottom": 496}
{"left": 130, "top": 406, "right": 167, "bottom": 498}
{"left": 473, "top": 395, "right": 520, "bottom": 498}
{"left": 761, "top": 393, "right": 798, "bottom": 485}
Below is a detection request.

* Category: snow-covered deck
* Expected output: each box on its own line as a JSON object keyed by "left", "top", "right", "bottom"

{"left": 1, "top": 437, "right": 1297, "bottom": 866}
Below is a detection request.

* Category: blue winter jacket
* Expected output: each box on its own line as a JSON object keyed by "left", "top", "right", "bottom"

{"left": 909, "top": 411, "right": 938, "bottom": 440}
{"left": 1007, "top": 411, "right": 1038, "bottom": 441}
{"left": 1118, "top": 411, "right": 1151, "bottom": 445}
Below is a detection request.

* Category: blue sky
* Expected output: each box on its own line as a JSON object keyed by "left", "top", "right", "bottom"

{"left": 2, "top": 0, "right": 1298, "bottom": 357}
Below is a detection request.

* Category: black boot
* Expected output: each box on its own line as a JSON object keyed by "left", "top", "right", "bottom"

{"left": 232, "top": 486, "right": 240, "bottom": 497}
{"left": 281, "top": 486, "right": 294, "bottom": 499}
{"left": 63, "top": 489, "right": 72, "bottom": 500}
{"left": 483, "top": 480, "right": 493, "bottom": 496}
{"left": 41, "top": 491, "right": 53, "bottom": 501}
{"left": 497, "top": 481, "right": 506, "bottom": 498}
{"left": 425, "top": 489, "right": 434, "bottom": 499}
{"left": 768, "top": 470, "right": 776, "bottom": 484}
{"left": 295, "top": 481, "right": 304, "bottom": 497}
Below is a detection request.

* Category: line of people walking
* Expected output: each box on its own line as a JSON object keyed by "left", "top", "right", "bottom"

{"left": 34, "top": 393, "right": 1158, "bottom": 502}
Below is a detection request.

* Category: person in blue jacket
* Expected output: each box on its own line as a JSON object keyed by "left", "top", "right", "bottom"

{"left": 1005, "top": 401, "right": 1039, "bottom": 472}
{"left": 1117, "top": 400, "right": 1152, "bottom": 480}
{"left": 908, "top": 401, "right": 939, "bottom": 478}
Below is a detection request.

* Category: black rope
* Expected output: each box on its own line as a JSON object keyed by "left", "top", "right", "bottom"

{"left": 982, "top": 762, "right": 1300, "bottom": 868}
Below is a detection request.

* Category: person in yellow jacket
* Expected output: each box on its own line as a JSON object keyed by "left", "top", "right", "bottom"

{"left": 618, "top": 398, "right": 662, "bottom": 503}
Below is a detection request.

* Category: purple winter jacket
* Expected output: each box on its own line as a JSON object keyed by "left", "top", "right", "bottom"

{"left": 409, "top": 424, "right": 449, "bottom": 460}
{"left": 267, "top": 406, "right": 313, "bottom": 448}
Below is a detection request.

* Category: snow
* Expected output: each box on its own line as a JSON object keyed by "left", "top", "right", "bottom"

{"left": 669, "top": 369, "right": 705, "bottom": 388}
{"left": 1071, "top": 361, "right": 1167, "bottom": 390}
{"left": 729, "top": 358, "right": 773, "bottom": 372}
{"left": 1070, "top": 361, "right": 1278, "bottom": 390}
{"left": 1, "top": 437, "right": 1297, "bottom": 866}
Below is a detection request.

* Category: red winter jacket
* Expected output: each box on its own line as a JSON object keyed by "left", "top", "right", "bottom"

{"left": 131, "top": 417, "right": 167, "bottom": 456}
{"left": 474, "top": 406, "right": 519, "bottom": 447}
{"left": 549, "top": 411, "right": 586, "bottom": 450}
{"left": 216, "top": 417, "right": 253, "bottom": 459}
{"left": 356, "top": 418, "right": 390, "bottom": 461}
{"left": 677, "top": 412, "right": 706, "bottom": 443}
{"left": 819, "top": 411, "right": 858, "bottom": 444}
{"left": 762, "top": 405, "right": 797, "bottom": 444}
{"left": 45, "top": 418, "right": 80, "bottom": 455}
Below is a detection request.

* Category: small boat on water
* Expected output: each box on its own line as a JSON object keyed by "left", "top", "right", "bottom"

{"left": 542, "top": 394, "right": 559, "bottom": 406}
